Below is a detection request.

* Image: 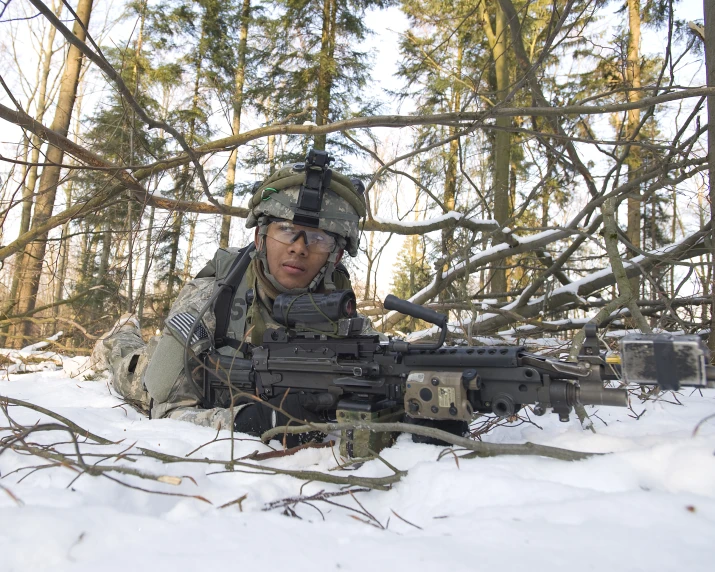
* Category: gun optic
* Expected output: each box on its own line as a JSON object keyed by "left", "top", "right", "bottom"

{"left": 273, "top": 290, "right": 358, "bottom": 331}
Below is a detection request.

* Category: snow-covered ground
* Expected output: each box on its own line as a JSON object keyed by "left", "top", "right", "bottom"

{"left": 1, "top": 352, "right": 714, "bottom": 572}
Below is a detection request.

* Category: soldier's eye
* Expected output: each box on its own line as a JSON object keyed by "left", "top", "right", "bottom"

{"left": 276, "top": 223, "right": 295, "bottom": 234}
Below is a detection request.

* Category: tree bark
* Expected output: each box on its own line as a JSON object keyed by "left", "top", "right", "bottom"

{"left": 441, "top": 42, "right": 462, "bottom": 287}
{"left": 219, "top": 0, "right": 251, "bottom": 248}
{"left": 12, "top": 0, "right": 94, "bottom": 346}
{"left": 364, "top": 229, "right": 374, "bottom": 302}
{"left": 97, "top": 223, "right": 111, "bottom": 285}
{"left": 182, "top": 213, "right": 197, "bottom": 283}
{"left": 125, "top": 0, "right": 147, "bottom": 312}
{"left": 16, "top": 0, "right": 62, "bottom": 244}
{"left": 314, "top": 0, "right": 337, "bottom": 150}
{"left": 53, "top": 182, "right": 73, "bottom": 318}
{"left": 704, "top": 0, "right": 715, "bottom": 355}
{"left": 164, "top": 20, "right": 206, "bottom": 306}
{"left": 166, "top": 210, "right": 183, "bottom": 303}
{"left": 626, "top": 0, "right": 642, "bottom": 297}
{"left": 1, "top": 0, "right": 61, "bottom": 346}
{"left": 601, "top": 198, "right": 651, "bottom": 333}
{"left": 137, "top": 206, "right": 155, "bottom": 322}
{"left": 482, "top": 2, "right": 512, "bottom": 299}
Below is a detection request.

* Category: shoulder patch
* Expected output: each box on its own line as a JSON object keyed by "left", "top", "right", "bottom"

{"left": 167, "top": 312, "right": 210, "bottom": 345}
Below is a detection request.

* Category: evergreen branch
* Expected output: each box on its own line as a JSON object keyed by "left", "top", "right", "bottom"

{"left": 0, "top": 102, "right": 145, "bottom": 192}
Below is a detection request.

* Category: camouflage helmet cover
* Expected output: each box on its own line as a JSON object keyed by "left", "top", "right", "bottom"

{"left": 245, "top": 161, "right": 366, "bottom": 257}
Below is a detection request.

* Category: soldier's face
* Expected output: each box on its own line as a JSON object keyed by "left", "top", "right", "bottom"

{"left": 256, "top": 222, "right": 343, "bottom": 289}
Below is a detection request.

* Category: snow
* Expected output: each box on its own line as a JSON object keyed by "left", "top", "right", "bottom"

{"left": 380, "top": 226, "right": 707, "bottom": 331}
{"left": 371, "top": 211, "right": 497, "bottom": 229}
{"left": 1, "top": 351, "right": 715, "bottom": 571}
{"left": 539, "top": 232, "right": 699, "bottom": 301}
{"left": 0, "top": 334, "right": 66, "bottom": 374}
{"left": 376, "top": 229, "right": 570, "bottom": 328}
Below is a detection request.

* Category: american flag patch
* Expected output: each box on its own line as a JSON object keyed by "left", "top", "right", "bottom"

{"left": 167, "top": 312, "right": 210, "bottom": 345}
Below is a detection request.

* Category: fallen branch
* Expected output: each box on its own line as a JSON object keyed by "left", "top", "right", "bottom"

{"left": 261, "top": 422, "right": 596, "bottom": 462}
{"left": 0, "top": 395, "right": 114, "bottom": 445}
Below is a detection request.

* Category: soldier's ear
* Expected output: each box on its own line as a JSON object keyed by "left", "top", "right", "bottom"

{"left": 335, "top": 249, "right": 344, "bottom": 265}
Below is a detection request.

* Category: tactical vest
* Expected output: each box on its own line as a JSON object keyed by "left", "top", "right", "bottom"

{"left": 195, "top": 245, "right": 254, "bottom": 357}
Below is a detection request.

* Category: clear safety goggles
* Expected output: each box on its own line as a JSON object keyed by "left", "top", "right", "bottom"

{"left": 266, "top": 220, "right": 338, "bottom": 253}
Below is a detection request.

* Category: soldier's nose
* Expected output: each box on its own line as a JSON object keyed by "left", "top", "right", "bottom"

{"left": 289, "top": 231, "right": 309, "bottom": 254}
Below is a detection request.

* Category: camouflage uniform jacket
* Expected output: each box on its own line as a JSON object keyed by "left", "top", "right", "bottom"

{"left": 138, "top": 246, "right": 355, "bottom": 431}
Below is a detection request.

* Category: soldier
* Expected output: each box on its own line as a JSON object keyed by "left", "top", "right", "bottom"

{"left": 93, "top": 149, "right": 367, "bottom": 444}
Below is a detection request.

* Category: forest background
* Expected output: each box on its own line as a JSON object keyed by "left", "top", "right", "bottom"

{"left": 0, "top": 0, "right": 713, "bottom": 358}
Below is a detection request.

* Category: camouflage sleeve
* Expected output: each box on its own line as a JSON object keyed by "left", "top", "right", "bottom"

{"left": 163, "top": 405, "right": 243, "bottom": 430}
{"left": 144, "top": 276, "right": 237, "bottom": 430}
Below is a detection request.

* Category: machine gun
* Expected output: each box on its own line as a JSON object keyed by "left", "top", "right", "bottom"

{"left": 202, "top": 291, "right": 715, "bottom": 457}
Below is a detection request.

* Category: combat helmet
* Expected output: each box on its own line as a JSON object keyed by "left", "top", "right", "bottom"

{"left": 246, "top": 148, "right": 366, "bottom": 293}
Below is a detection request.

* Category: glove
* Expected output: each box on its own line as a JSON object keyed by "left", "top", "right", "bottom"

{"left": 234, "top": 392, "right": 327, "bottom": 447}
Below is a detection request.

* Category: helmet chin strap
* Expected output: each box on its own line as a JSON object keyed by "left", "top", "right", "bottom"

{"left": 254, "top": 217, "right": 345, "bottom": 295}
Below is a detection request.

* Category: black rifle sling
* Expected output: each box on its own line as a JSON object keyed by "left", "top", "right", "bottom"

{"left": 213, "top": 244, "right": 254, "bottom": 349}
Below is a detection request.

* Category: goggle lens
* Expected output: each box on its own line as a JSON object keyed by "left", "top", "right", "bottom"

{"left": 268, "top": 221, "right": 337, "bottom": 253}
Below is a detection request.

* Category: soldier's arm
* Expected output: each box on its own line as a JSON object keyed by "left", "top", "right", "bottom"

{"left": 142, "top": 276, "right": 239, "bottom": 431}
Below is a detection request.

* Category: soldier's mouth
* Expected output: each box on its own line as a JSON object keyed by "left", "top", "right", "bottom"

{"left": 282, "top": 262, "right": 306, "bottom": 274}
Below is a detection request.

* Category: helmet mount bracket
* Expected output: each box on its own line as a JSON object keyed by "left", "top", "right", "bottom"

{"left": 297, "top": 149, "right": 333, "bottom": 213}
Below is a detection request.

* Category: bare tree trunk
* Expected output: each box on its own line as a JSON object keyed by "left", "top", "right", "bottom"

{"left": 267, "top": 130, "right": 276, "bottom": 172}
{"left": 126, "top": 204, "right": 135, "bottom": 311}
{"left": 52, "top": 72, "right": 86, "bottom": 325}
{"left": 219, "top": 0, "right": 251, "bottom": 248}
{"left": 705, "top": 0, "right": 715, "bottom": 355}
{"left": 79, "top": 222, "right": 97, "bottom": 278}
{"left": 97, "top": 223, "right": 111, "bottom": 284}
{"left": 123, "top": 0, "right": 150, "bottom": 312}
{"left": 182, "top": 214, "right": 198, "bottom": 282}
{"left": 541, "top": 161, "right": 553, "bottom": 229}
{"left": 12, "top": 0, "right": 94, "bottom": 346}
{"left": 1, "top": 1, "right": 62, "bottom": 346}
{"left": 482, "top": 2, "right": 511, "bottom": 299}
{"left": 670, "top": 189, "right": 677, "bottom": 296}
{"left": 441, "top": 43, "right": 462, "bottom": 290}
{"left": 364, "top": 230, "right": 374, "bottom": 302}
{"left": 626, "top": 0, "right": 642, "bottom": 296}
{"left": 314, "top": 0, "right": 337, "bottom": 150}
{"left": 410, "top": 183, "right": 420, "bottom": 296}
{"left": 166, "top": 210, "right": 183, "bottom": 302}
{"left": 602, "top": 198, "right": 651, "bottom": 333}
{"left": 16, "top": 0, "right": 61, "bottom": 242}
{"left": 53, "top": 182, "right": 73, "bottom": 317}
{"left": 137, "top": 206, "right": 155, "bottom": 322}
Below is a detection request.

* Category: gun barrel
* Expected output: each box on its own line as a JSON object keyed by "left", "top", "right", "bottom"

{"left": 578, "top": 384, "right": 628, "bottom": 407}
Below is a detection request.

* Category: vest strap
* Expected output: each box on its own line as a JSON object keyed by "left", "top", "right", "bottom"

{"left": 213, "top": 244, "right": 254, "bottom": 349}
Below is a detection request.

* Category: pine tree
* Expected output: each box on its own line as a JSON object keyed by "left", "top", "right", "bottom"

{"left": 247, "top": 0, "right": 392, "bottom": 160}
{"left": 390, "top": 235, "right": 432, "bottom": 333}
{"left": 67, "top": 39, "right": 165, "bottom": 332}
